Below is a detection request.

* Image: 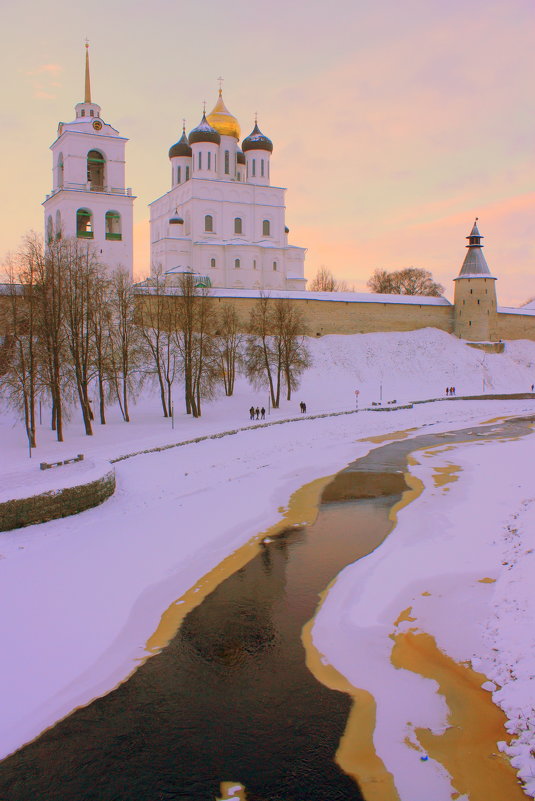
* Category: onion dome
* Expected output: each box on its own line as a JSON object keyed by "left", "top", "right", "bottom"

{"left": 169, "top": 126, "right": 192, "bottom": 159}
{"left": 206, "top": 90, "right": 241, "bottom": 139}
{"left": 189, "top": 112, "right": 221, "bottom": 145}
{"left": 169, "top": 216, "right": 184, "bottom": 225}
{"left": 242, "top": 121, "right": 273, "bottom": 153}
{"left": 236, "top": 149, "right": 246, "bottom": 165}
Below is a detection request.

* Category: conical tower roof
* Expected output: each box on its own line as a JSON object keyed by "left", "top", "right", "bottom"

{"left": 456, "top": 218, "right": 495, "bottom": 279}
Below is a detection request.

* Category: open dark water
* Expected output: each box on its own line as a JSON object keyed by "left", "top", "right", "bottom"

{"left": 0, "top": 416, "right": 532, "bottom": 801}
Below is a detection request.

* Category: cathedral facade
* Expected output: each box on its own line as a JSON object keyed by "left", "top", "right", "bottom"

{"left": 149, "top": 91, "right": 306, "bottom": 290}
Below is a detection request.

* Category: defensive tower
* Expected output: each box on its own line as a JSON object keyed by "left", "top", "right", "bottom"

{"left": 453, "top": 219, "right": 498, "bottom": 341}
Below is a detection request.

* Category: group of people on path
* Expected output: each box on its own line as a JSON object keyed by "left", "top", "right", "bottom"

{"left": 445, "top": 387, "right": 456, "bottom": 396}
{"left": 249, "top": 406, "right": 265, "bottom": 421}
{"left": 248, "top": 401, "right": 308, "bottom": 420}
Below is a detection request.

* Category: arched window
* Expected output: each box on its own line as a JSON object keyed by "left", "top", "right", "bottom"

{"left": 207, "top": 152, "right": 211, "bottom": 170}
{"left": 273, "top": 261, "right": 277, "bottom": 271}
{"left": 186, "top": 166, "right": 190, "bottom": 181}
{"left": 253, "top": 259, "right": 257, "bottom": 270}
{"left": 261, "top": 159, "right": 265, "bottom": 177}
{"left": 176, "top": 166, "right": 181, "bottom": 185}
{"left": 210, "top": 258, "right": 216, "bottom": 269}
{"left": 252, "top": 159, "right": 256, "bottom": 177}
{"left": 46, "top": 216, "right": 53, "bottom": 243}
{"left": 224, "top": 150, "right": 229, "bottom": 175}
{"left": 198, "top": 152, "right": 202, "bottom": 170}
{"left": 55, "top": 210, "right": 62, "bottom": 240}
{"left": 262, "top": 220, "right": 270, "bottom": 236}
{"left": 234, "top": 217, "right": 242, "bottom": 235}
{"left": 87, "top": 150, "right": 105, "bottom": 191}
{"left": 57, "top": 153, "right": 64, "bottom": 189}
{"left": 76, "top": 208, "right": 93, "bottom": 238}
{"left": 205, "top": 214, "right": 213, "bottom": 232}
{"left": 105, "top": 211, "right": 122, "bottom": 240}
{"left": 234, "top": 258, "right": 240, "bottom": 269}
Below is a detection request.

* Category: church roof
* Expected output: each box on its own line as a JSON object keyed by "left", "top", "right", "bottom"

{"left": 242, "top": 122, "right": 273, "bottom": 153}
{"left": 189, "top": 113, "right": 221, "bottom": 145}
{"left": 206, "top": 91, "right": 240, "bottom": 139}
{"left": 169, "top": 128, "right": 192, "bottom": 159}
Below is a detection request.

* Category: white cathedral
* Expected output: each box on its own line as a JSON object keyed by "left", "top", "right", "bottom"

{"left": 43, "top": 47, "right": 306, "bottom": 291}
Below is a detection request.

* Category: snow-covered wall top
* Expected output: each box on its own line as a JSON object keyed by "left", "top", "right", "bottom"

{"left": 498, "top": 306, "right": 535, "bottom": 317}
{"left": 135, "top": 285, "right": 453, "bottom": 306}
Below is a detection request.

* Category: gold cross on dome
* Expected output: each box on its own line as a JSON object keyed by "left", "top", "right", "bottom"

{"left": 217, "top": 76, "right": 224, "bottom": 92}
{"left": 203, "top": 100, "right": 206, "bottom": 114}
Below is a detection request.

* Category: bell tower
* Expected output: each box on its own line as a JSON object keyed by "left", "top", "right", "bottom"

{"left": 42, "top": 43, "right": 135, "bottom": 277}
{"left": 453, "top": 219, "right": 498, "bottom": 341}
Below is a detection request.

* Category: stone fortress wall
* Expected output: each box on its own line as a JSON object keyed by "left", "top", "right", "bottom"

{"left": 136, "top": 220, "right": 535, "bottom": 342}
{"left": 136, "top": 287, "right": 535, "bottom": 341}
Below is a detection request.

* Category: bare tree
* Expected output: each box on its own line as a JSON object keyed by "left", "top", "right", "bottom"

{"left": 213, "top": 304, "right": 244, "bottom": 397}
{"left": 1, "top": 242, "right": 39, "bottom": 450}
{"left": 246, "top": 293, "right": 311, "bottom": 408}
{"left": 90, "top": 266, "right": 112, "bottom": 425}
{"left": 137, "top": 268, "right": 173, "bottom": 417}
{"left": 276, "top": 299, "right": 311, "bottom": 401}
{"left": 246, "top": 291, "right": 280, "bottom": 408}
{"left": 368, "top": 267, "right": 444, "bottom": 296}
{"left": 309, "top": 265, "right": 352, "bottom": 292}
{"left": 172, "top": 273, "right": 217, "bottom": 418}
{"left": 366, "top": 268, "right": 394, "bottom": 294}
{"left": 108, "top": 268, "right": 142, "bottom": 422}
{"left": 63, "top": 239, "right": 100, "bottom": 436}
{"left": 35, "top": 236, "right": 68, "bottom": 440}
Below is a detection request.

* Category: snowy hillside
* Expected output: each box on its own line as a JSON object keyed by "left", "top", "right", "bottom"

{"left": 1, "top": 327, "right": 535, "bottom": 799}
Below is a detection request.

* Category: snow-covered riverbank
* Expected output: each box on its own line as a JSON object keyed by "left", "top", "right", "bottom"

{"left": 1, "top": 329, "right": 535, "bottom": 798}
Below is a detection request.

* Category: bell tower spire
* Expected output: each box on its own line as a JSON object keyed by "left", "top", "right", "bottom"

{"left": 84, "top": 40, "right": 91, "bottom": 104}
{"left": 44, "top": 47, "right": 136, "bottom": 278}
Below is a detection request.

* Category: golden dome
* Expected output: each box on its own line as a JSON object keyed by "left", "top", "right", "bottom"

{"left": 206, "top": 91, "right": 240, "bottom": 139}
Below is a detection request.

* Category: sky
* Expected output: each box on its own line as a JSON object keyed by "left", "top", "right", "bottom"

{"left": 1, "top": 0, "right": 534, "bottom": 304}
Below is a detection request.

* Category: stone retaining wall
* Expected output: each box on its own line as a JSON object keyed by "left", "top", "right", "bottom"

{"left": 0, "top": 468, "right": 116, "bottom": 532}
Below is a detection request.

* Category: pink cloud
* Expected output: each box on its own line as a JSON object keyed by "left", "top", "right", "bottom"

{"left": 26, "top": 63, "right": 62, "bottom": 99}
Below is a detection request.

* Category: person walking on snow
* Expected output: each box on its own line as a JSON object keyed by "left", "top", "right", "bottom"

{"left": 249, "top": 406, "right": 255, "bottom": 420}
{"left": 261, "top": 407, "right": 265, "bottom": 419}
{"left": 255, "top": 407, "right": 260, "bottom": 420}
